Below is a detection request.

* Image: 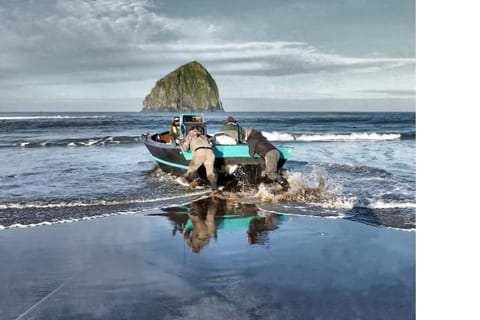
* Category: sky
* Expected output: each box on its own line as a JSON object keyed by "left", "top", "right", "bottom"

{"left": 0, "top": 0, "right": 415, "bottom": 112}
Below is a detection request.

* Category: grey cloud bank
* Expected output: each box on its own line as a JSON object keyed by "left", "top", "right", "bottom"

{"left": 0, "top": 0, "right": 415, "bottom": 112}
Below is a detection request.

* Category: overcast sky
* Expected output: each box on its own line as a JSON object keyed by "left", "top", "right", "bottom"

{"left": 0, "top": 0, "right": 415, "bottom": 112}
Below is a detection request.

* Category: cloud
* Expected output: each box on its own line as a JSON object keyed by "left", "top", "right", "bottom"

{"left": 364, "top": 89, "right": 416, "bottom": 98}
{"left": 136, "top": 41, "right": 415, "bottom": 76}
{"left": 0, "top": 0, "right": 414, "bottom": 82}
{"left": 0, "top": 0, "right": 220, "bottom": 75}
{"left": 1, "top": 0, "right": 207, "bottom": 49}
{"left": 0, "top": 0, "right": 415, "bottom": 111}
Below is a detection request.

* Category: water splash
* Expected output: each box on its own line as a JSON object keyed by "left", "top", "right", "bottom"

{"left": 251, "top": 170, "right": 355, "bottom": 208}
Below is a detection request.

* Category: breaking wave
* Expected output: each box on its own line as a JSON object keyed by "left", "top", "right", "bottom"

{"left": 0, "top": 115, "right": 109, "bottom": 120}
{"left": 367, "top": 200, "right": 416, "bottom": 209}
{"left": 1, "top": 135, "right": 141, "bottom": 148}
{"left": 262, "top": 131, "right": 402, "bottom": 142}
{"left": 2, "top": 132, "right": 406, "bottom": 148}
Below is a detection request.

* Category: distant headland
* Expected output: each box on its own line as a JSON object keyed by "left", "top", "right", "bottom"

{"left": 142, "top": 61, "right": 224, "bottom": 112}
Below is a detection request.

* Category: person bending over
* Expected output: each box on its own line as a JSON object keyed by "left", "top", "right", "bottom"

{"left": 182, "top": 126, "right": 218, "bottom": 191}
{"left": 183, "top": 197, "right": 218, "bottom": 253}
{"left": 245, "top": 127, "right": 289, "bottom": 190}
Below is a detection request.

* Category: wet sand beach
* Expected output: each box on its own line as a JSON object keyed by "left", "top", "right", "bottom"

{"left": 0, "top": 198, "right": 415, "bottom": 320}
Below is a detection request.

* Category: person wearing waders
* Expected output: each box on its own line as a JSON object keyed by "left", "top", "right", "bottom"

{"left": 245, "top": 127, "right": 289, "bottom": 190}
{"left": 182, "top": 126, "right": 218, "bottom": 192}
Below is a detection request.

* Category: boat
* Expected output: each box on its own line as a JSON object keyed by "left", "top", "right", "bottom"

{"left": 142, "top": 113, "right": 292, "bottom": 186}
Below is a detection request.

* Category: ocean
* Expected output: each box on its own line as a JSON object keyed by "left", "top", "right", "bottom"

{"left": 0, "top": 111, "right": 416, "bottom": 319}
{"left": 0, "top": 112, "right": 415, "bottom": 230}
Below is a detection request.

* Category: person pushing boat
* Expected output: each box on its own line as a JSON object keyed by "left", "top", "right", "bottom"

{"left": 181, "top": 126, "right": 218, "bottom": 192}
{"left": 245, "top": 127, "right": 289, "bottom": 191}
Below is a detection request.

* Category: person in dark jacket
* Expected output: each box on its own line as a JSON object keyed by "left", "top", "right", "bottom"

{"left": 245, "top": 127, "right": 289, "bottom": 190}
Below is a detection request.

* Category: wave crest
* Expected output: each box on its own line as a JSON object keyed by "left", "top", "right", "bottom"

{"left": 3, "top": 135, "right": 141, "bottom": 148}
{"left": 0, "top": 115, "right": 109, "bottom": 120}
{"left": 262, "top": 131, "right": 402, "bottom": 142}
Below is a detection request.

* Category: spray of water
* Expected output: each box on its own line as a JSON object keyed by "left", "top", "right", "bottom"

{"left": 211, "top": 167, "right": 346, "bottom": 206}
{"left": 253, "top": 170, "right": 328, "bottom": 203}
{"left": 151, "top": 164, "right": 353, "bottom": 209}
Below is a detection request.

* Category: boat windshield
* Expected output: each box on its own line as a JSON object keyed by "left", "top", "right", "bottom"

{"left": 182, "top": 114, "right": 204, "bottom": 123}
{"left": 180, "top": 114, "right": 206, "bottom": 138}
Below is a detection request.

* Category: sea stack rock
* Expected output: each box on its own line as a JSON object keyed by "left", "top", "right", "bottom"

{"left": 142, "top": 61, "right": 224, "bottom": 112}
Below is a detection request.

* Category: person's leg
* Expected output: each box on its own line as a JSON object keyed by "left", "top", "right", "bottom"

{"left": 264, "top": 149, "right": 289, "bottom": 190}
{"left": 204, "top": 151, "right": 218, "bottom": 190}
{"left": 264, "top": 149, "right": 280, "bottom": 181}
{"left": 184, "top": 152, "right": 205, "bottom": 180}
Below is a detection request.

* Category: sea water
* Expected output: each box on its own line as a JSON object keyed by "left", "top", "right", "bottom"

{"left": 0, "top": 112, "right": 415, "bottom": 230}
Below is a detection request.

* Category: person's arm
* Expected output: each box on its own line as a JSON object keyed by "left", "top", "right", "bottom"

{"left": 182, "top": 132, "right": 192, "bottom": 151}
{"left": 248, "top": 140, "right": 256, "bottom": 157}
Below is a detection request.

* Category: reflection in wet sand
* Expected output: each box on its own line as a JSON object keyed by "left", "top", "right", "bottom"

{"left": 162, "top": 197, "right": 287, "bottom": 252}
{"left": 1, "top": 202, "right": 415, "bottom": 320}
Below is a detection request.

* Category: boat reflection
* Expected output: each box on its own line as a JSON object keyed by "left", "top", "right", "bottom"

{"left": 162, "top": 197, "right": 287, "bottom": 252}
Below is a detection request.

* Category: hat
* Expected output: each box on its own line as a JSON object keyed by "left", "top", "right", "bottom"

{"left": 224, "top": 116, "right": 236, "bottom": 124}
{"left": 174, "top": 116, "right": 180, "bottom": 121}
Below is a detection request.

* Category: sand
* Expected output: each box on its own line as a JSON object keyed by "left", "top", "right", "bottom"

{"left": 0, "top": 208, "right": 415, "bottom": 320}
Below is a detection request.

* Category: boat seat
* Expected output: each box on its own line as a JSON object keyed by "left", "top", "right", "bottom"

{"left": 213, "top": 132, "right": 238, "bottom": 145}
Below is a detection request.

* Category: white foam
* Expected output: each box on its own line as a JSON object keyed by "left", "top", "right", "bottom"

{"left": 161, "top": 194, "right": 211, "bottom": 209}
{"left": 261, "top": 131, "right": 295, "bottom": 141}
{"left": 368, "top": 200, "right": 416, "bottom": 209}
{"left": 258, "top": 207, "right": 344, "bottom": 220}
{"left": 0, "top": 115, "right": 108, "bottom": 120}
{"left": 0, "top": 211, "right": 134, "bottom": 230}
{"left": 19, "top": 142, "right": 29, "bottom": 147}
{"left": 7, "top": 223, "right": 29, "bottom": 229}
{"left": 253, "top": 183, "right": 281, "bottom": 201}
{"left": 0, "top": 191, "right": 211, "bottom": 210}
{"left": 79, "top": 139, "right": 100, "bottom": 146}
{"left": 247, "top": 168, "right": 357, "bottom": 210}
{"left": 261, "top": 131, "right": 401, "bottom": 142}
{"left": 306, "top": 197, "right": 356, "bottom": 209}
{"left": 386, "top": 226, "right": 416, "bottom": 232}
{"left": 297, "top": 133, "right": 401, "bottom": 141}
